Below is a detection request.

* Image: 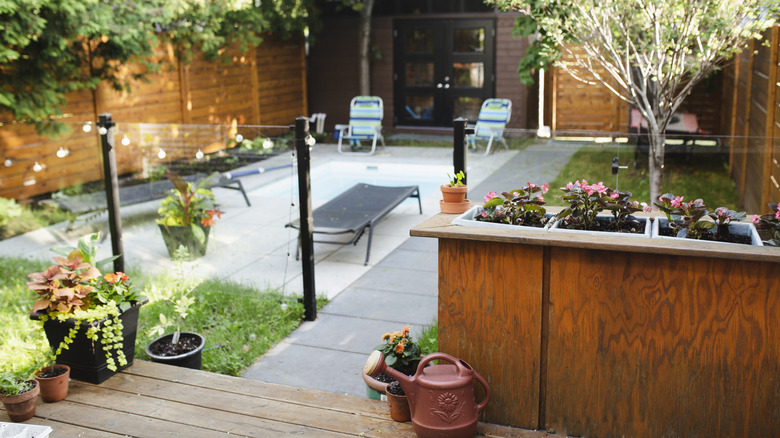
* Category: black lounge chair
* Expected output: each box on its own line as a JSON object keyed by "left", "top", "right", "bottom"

{"left": 288, "top": 183, "right": 422, "bottom": 265}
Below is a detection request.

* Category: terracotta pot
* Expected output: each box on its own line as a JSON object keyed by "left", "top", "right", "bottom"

{"left": 387, "top": 391, "right": 411, "bottom": 422}
{"left": 440, "top": 185, "right": 470, "bottom": 214}
{"left": 35, "top": 364, "right": 70, "bottom": 403}
{"left": 0, "top": 380, "right": 39, "bottom": 422}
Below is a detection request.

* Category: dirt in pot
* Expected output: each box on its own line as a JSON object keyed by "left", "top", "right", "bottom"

{"left": 658, "top": 227, "right": 752, "bottom": 244}
{"left": 387, "top": 381, "right": 405, "bottom": 396}
{"left": 36, "top": 367, "right": 68, "bottom": 379}
{"left": 150, "top": 333, "right": 202, "bottom": 356}
{"left": 373, "top": 373, "right": 395, "bottom": 384}
{"left": 559, "top": 217, "right": 646, "bottom": 234}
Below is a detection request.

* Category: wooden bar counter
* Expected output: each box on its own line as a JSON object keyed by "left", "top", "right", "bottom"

{"left": 411, "top": 208, "right": 780, "bottom": 438}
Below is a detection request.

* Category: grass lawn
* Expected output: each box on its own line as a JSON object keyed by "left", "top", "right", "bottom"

{"left": 546, "top": 143, "right": 741, "bottom": 210}
{"left": 0, "top": 256, "right": 326, "bottom": 377}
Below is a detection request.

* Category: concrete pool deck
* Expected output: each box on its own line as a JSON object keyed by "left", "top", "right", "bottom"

{"left": 0, "top": 141, "right": 578, "bottom": 398}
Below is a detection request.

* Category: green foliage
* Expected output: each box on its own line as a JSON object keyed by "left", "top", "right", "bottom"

{"left": 556, "top": 180, "right": 647, "bottom": 231}
{"left": 0, "top": 202, "right": 76, "bottom": 241}
{"left": 755, "top": 203, "right": 780, "bottom": 246}
{"left": 146, "top": 246, "right": 199, "bottom": 342}
{"left": 478, "top": 183, "right": 550, "bottom": 227}
{"left": 0, "top": 0, "right": 314, "bottom": 132}
{"left": 417, "top": 320, "right": 438, "bottom": 356}
{"left": 448, "top": 171, "right": 466, "bottom": 187}
{"left": 0, "top": 371, "right": 36, "bottom": 396}
{"left": 157, "top": 172, "right": 223, "bottom": 244}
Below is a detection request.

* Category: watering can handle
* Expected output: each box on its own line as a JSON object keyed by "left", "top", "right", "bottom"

{"left": 414, "top": 352, "right": 460, "bottom": 378}
{"left": 473, "top": 369, "right": 491, "bottom": 412}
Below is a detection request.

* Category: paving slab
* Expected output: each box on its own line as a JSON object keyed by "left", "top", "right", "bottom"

{"left": 322, "top": 287, "right": 437, "bottom": 323}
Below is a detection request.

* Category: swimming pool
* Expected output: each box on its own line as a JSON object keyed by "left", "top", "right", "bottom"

{"left": 251, "top": 161, "right": 450, "bottom": 201}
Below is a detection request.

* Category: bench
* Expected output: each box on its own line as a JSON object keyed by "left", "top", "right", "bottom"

{"left": 288, "top": 183, "right": 422, "bottom": 265}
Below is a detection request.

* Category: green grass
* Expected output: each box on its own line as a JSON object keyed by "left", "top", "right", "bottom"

{"left": 546, "top": 144, "right": 741, "bottom": 210}
{"left": 0, "top": 256, "right": 327, "bottom": 377}
{"left": 0, "top": 202, "right": 77, "bottom": 241}
{"left": 417, "top": 320, "right": 438, "bottom": 356}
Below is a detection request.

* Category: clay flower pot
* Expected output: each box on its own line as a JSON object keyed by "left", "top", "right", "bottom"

{"left": 440, "top": 185, "right": 470, "bottom": 214}
{"left": 387, "top": 391, "right": 411, "bottom": 422}
{"left": 0, "top": 380, "right": 39, "bottom": 422}
{"left": 35, "top": 364, "right": 70, "bottom": 403}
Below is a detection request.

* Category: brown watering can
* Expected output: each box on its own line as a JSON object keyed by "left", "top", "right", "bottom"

{"left": 364, "top": 351, "right": 491, "bottom": 438}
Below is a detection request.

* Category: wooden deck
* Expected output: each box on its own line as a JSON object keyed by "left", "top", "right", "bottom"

{"left": 1, "top": 361, "right": 557, "bottom": 437}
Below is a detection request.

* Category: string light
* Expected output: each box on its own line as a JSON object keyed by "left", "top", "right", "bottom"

{"left": 305, "top": 135, "right": 316, "bottom": 147}
{"left": 32, "top": 161, "right": 43, "bottom": 172}
{"left": 98, "top": 126, "right": 108, "bottom": 135}
{"left": 157, "top": 148, "right": 166, "bottom": 159}
{"left": 3, "top": 158, "right": 12, "bottom": 167}
{"left": 121, "top": 136, "right": 130, "bottom": 146}
{"left": 56, "top": 147, "right": 70, "bottom": 158}
{"left": 263, "top": 138, "right": 274, "bottom": 149}
{"left": 82, "top": 123, "right": 92, "bottom": 132}
{"left": 195, "top": 149, "right": 204, "bottom": 160}
{"left": 235, "top": 134, "right": 244, "bottom": 143}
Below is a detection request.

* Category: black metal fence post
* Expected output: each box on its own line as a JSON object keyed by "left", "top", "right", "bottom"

{"left": 98, "top": 113, "right": 124, "bottom": 273}
{"left": 453, "top": 118, "right": 472, "bottom": 194}
{"left": 294, "top": 117, "right": 316, "bottom": 321}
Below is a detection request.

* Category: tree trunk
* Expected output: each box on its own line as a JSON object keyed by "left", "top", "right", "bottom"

{"left": 647, "top": 129, "right": 666, "bottom": 205}
{"left": 358, "top": 0, "right": 375, "bottom": 96}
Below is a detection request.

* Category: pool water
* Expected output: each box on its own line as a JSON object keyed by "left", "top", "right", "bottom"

{"left": 251, "top": 161, "right": 450, "bottom": 202}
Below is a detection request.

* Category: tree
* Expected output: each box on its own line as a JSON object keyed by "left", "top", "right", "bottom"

{"left": 0, "top": 0, "right": 313, "bottom": 134}
{"left": 487, "top": 0, "right": 779, "bottom": 203}
{"left": 325, "top": 0, "right": 375, "bottom": 95}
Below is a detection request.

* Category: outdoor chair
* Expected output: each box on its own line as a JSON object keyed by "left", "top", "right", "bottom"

{"left": 288, "top": 183, "right": 421, "bottom": 265}
{"left": 335, "top": 96, "right": 386, "bottom": 155}
{"left": 467, "top": 98, "right": 512, "bottom": 156}
{"left": 629, "top": 108, "right": 721, "bottom": 168}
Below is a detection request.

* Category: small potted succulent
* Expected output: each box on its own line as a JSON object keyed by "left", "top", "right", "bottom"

{"left": 440, "top": 171, "right": 470, "bottom": 214}
{"left": 552, "top": 179, "right": 652, "bottom": 235}
{"left": 0, "top": 370, "right": 39, "bottom": 422}
{"left": 157, "top": 171, "right": 223, "bottom": 260}
{"left": 27, "top": 233, "right": 147, "bottom": 384}
{"left": 653, "top": 193, "right": 760, "bottom": 245}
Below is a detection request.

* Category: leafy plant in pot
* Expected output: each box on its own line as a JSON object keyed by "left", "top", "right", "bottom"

{"left": 157, "top": 171, "right": 223, "bottom": 260}
{"left": 753, "top": 202, "right": 780, "bottom": 246}
{"left": 27, "top": 233, "right": 147, "bottom": 384}
{"left": 554, "top": 180, "right": 652, "bottom": 234}
{"left": 477, "top": 182, "right": 551, "bottom": 227}
{"left": 0, "top": 370, "right": 39, "bottom": 422}
{"left": 362, "top": 326, "right": 421, "bottom": 420}
{"left": 654, "top": 194, "right": 757, "bottom": 244}
{"left": 145, "top": 247, "right": 205, "bottom": 369}
{"left": 441, "top": 171, "right": 470, "bottom": 214}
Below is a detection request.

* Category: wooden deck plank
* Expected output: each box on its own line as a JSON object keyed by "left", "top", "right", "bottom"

{"left": 1, "top": 361, "right": 555, "bottom": 437}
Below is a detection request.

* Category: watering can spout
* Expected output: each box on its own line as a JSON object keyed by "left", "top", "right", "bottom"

{"left": 363, "top": 351, "right": 416, "bottom": 398}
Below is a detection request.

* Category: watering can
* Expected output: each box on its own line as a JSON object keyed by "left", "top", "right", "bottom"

{"left": 363, "top": 351, "right": 491, "bottom": 438}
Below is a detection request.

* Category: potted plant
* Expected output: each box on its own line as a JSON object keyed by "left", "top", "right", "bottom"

{"left": 27, "top": 233, "right": 147, "bottom": 384}
{"left": 157, "top": 171, "right": 223, "bottom": 260}
{"left": 455, "top": 183, "right": 552, "bottom": 229}
{"left": 653, "top": 193, "right": 761, "bottom": 245}
{"left": 362, "top": 326, "right": 422, "bottom": 421}
{"left": 440, "top": 171, "right": 470, "bottom": 214}
{"left": 33, "top": 360, "right": 70, "bottom": 403}
{"left": 552, "top": 179, "right": 652, "bottom": 235}
{"left": 144, "top": 247, "right": 205, "bottom": 369}
{"left": 0, "top": 370, "right": 39, "bottom": 422}
{"left": 753, "top": 202, "right": 780, "bottom": 246}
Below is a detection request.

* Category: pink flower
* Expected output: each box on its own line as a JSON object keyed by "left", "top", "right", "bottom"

{"left": 481, "top": 211, "right": 488, "bottom": 218}
{"left": 641, "top": 202, "right": 651, "bottom": 213}
{"left": 593, "top": 182, "right": 608, "bottom": 196}
{"left": 775, "top": 209, "right": 780, "bottom": 220}
{"left": 670, "top": 196, "right": 684, "bottom": 209}
{"left": 610, "top": 192, "right": 619, "bottom": 200}
{"left": 715, "top": 207, "right": 727, "bottom": 217}
{"left": 513, "top": 192, "right": 520, "bottom": 198}
{"left": 537, "top": 193, "right": 544, "bottom": 201}
{"left": 527, "top": 182, "right": 535, "bottom": 189}
{"left": 542, "top": 184, "right": 549, "bottom": 194}
{"left": 752, "top": 214, "right": 760, "bottom": 224}
{"left": 565, "top": 182, "right": 574, "bottom": 190}
{"left": 484, "top": 192, "right": 497, "bottom": 203}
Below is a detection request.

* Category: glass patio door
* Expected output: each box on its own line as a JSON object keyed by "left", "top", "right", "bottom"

{"left": 394, "top": 18, "right": 495, "bottom": 127}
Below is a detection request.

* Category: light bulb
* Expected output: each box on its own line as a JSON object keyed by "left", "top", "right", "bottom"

{"left": 195, "top": 149, "right": 204, "bottom": 160}
{"left": 263, "top": 139, "right": 274, "bottom": 149}
{"left": 33, "top": 161, "right": 43, "bottom": 172}
{"left": 305, "top": 135, "right": 316, "bottom": 147}
{"left": 4, "top": 158, "right": 12, "bottom": 167}
{"left": 157, "top": 148, "right": 166, "bottom": 159}
{"left": 82, "top": 123, "right": 92, "bottom": 132}
{"left": 121, "top": 136, "right": 130, "bottom": 146}
{"left": 98, "top": 126, "right": 108, "bottom": 135}
{"left": 56, "top": 147, "right": 69, "bottom": 158}
{"left": 235, "top": 134, "right": 244, "bottom": 143}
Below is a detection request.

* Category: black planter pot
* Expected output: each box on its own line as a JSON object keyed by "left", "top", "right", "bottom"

{"left": 158, "top": 224, "right": 210, "bottom": 260}
{"left": 30, "top": 301, "right": 146, "bottom": 384}
{"left": 146, "top": 332, "right": 205, "bottom": 370}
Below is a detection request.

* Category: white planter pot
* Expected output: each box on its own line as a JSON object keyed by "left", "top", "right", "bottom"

{"left": 549, "top": 214, "right": 652, "bottom": 238}
{"left": 452, "top": 206, "right": 554, "bottom": 231}
{"left": 651, "top": 217, "right": 763, "bottom": 246}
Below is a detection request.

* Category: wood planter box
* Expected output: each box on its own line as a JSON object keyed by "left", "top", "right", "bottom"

{"left": 411, "top": 207, "right": 780, "bottom": 438}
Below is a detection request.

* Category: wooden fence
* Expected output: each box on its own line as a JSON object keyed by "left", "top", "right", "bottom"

{"left": 0, "top": 35, "right": 306, "bottom": 201}
{"left": 722, "top": 26, "right": 780, "bottom": 214}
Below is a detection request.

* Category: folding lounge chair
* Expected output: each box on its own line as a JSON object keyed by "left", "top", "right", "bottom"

{"left": 629, "top": 108, "right": 720, "bottom": 168}
{"left": 288, "top": 183, "right": 422, "bottom": 265}
{"left": 467, "top": 98, "right": 512, "bottom": 156}
{"left": 335, "top": 96, "right": 386, "bottom": 155}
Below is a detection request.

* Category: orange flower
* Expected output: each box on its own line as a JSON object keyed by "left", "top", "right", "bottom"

{"left": 401, "top": 326, "right": 411, "bottom": 336}
{"left": 381, "top": 332, "right": 391, "bottom": 341}
{"left": 395, "top": 343, "right": 405, "bottom": 354}
{"left": 201, "top": 216, "right": 216, "bottom": 227}
{"left": 104, "top": 273, "right": 118, "bottom": 284}
{"left": 392, "top": 331, "right": 402, "bottom": 338}
{"left": 119, "top": 272, "right": 129, "bottom": 282}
